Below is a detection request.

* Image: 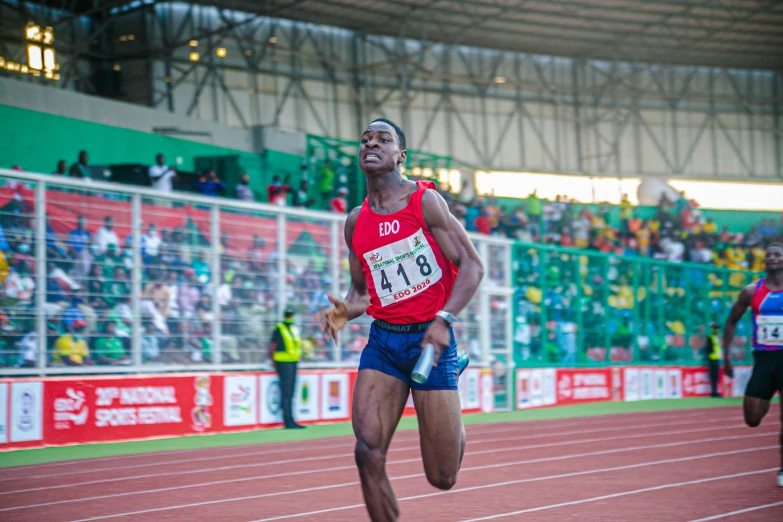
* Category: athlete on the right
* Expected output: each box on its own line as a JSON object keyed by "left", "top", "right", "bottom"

{"left": 723, "top": 242, "right": 783, "bottom": 487}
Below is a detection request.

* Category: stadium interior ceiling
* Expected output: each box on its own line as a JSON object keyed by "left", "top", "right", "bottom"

{"left": 29, "top": 0, "right": 783, "bottom": 70}
{"left": 1, "top": 0, "right": 781, "bottom": 180}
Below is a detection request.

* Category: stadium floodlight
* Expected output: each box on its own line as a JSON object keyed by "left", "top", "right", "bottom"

{"left": 493, "top": 76, "right": 507, "bottom": 84}
{"left": 190, "top": 52, "right": 200, "bottom": 62}
{"left": 26, "top": 44, "right": 43, "bottom": 70}
{"left": 216, "top": 47, "right": 227, "bottom": 58}
{"left": 189, "top": 39, "right": 198, "bottom": 47}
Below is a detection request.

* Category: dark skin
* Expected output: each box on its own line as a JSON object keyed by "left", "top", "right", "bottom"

{"left": 323, "top": 121, "right": 484, "bottom": 522}
{"left": 723, "top": 244, "right": 783, "bottom": 469}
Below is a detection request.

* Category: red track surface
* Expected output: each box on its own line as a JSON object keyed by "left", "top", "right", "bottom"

{"left": 1, "top": 406, "right": 781, "bottom": 521}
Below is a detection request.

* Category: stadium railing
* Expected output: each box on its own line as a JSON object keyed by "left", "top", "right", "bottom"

{"left": 0, "top": 169, "right": 514, "bottom": 377}
{"left": 512, "top": 242, "right": 759, "bottom": 368}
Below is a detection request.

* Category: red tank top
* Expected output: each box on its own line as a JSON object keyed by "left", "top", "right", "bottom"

{"left": 352, "top": 181, "right": 458, "bottom": 324}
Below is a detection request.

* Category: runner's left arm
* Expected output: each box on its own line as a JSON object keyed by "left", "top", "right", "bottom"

{"left": 421, "top": 189, "right": 485, "bottom": 320}
{"left": 722, "top": 284, "right": 753, "bottom": 378}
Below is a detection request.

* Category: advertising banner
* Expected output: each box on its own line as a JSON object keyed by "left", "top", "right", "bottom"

{"left": 459, "top": 369, "right": 481, "bottom": 411}
{"left": 624, "top": 369, "right": 640, "bottom": 402}
{"left": 668, "top": 369, "right": 683, "bottom": 399}
{"left": 294, "top": 374, "right": 320, "bottom": 422}
{"left": 640, "top": 369, "right": 654, "bottom": 400}
{"left": 11, "top": 381, "right": 43, "bottom": 443}
{"left": 542, "top": 369, "right": 556, "bottom": 406}
{"left": 681, "top": 367, "right": 713, "bottom": 397}
{"left": 729, "top": 366, "right": 752, "bottom": 398}
{"left": 223, "top": 375, "right": 258, "bottom": 427}
{"left": 44, "top": 375, "right": 215, "bottom": 445}
{"left": 259, "top": 374, "right": 282, "bottom": 424}
{"left": 320, "top": 373, "right": 350, "bottom": 420}
{"left": 0, "top": 383, "right": 8, "bottom": 443}
{"left": 516, "top": 370, "right": 533, "bottom": 409}
{"left": 480, "top": 370, "right": 494, "bottom": 413}
{"left": 654, "top": 370, "right": 668, "bottom": 399}
{"left": 555, "top": 369, "right": 612, "bottom": 406}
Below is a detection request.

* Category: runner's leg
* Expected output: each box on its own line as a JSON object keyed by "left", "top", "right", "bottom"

{"left": 352, "top": 369, "right": 409, "bottom": 522}
{"left": 412, "top": 388, "right": 465, "bottom": 490}
{"left": 744, "top": 396, "right": 770, "bottom": 427}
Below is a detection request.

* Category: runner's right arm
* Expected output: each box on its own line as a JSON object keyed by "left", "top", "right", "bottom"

{"left": 324, "top": 207, "right": 370, "bottom": 341}
{"left": 722, "top": 284, "right": 754, "bottom": 378}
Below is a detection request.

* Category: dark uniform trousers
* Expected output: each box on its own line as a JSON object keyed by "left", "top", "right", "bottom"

{"left": 275, "top": 360, "right": 298, "bottom": 426}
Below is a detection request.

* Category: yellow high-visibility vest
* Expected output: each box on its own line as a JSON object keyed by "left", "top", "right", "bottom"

{"left": 273, "top": 323, "right": 302, "bottom": 362}
{"left": 708, "top": 334, "right": 722, "bottom": 361}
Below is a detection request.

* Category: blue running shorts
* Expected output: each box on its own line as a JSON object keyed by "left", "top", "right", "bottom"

{"left": 358, "top": 319, "right": 458, "bottom": 391}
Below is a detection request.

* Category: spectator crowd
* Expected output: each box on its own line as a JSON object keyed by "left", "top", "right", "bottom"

{"left": 2, "top": 150, "right": 780, "bottom": 371}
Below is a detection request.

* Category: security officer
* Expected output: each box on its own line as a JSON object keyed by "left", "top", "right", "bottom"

{"left": 705, "top": 322, "right": 723, "bottom": 398}
{"left": 269, "top": 307, "right": 305, "bottom": 429}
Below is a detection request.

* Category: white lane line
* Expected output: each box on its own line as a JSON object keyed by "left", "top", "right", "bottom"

{"left": 688, "top": 501, "right": 783, "bottom": 521}
{"left": 0, "top": 407, "right": 726, "bottom": 477}
{"left": 0, "top": 422, "right": 757, "bottom": 497}
{"left": 0, "top": 414, "right": 731, "bottom": 483}
{"left": 25, "top": 433, "right": 773, "bottom": 518}
{"left": 248, "top": 451, "right": 779, "bottom": 521}
{"left": 460, "top": 469, "right": 781, "bottom": 521}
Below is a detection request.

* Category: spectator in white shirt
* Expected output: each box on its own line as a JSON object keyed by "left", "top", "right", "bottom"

{"left": 94, "top": 216, "right": 120, "bottom": 256}
{"left": 142, "top": 224, "right": 161, "bottom": 258}
{"left": 148, "top": 154, "right": 177, "bottom": 192}
{"left": 4, "top": 264, "right": 35, "bottom": 302}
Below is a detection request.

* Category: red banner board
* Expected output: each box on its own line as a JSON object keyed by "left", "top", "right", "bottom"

{"left": 43, "top": 374, "right": 217, "bottom": 445}
{"left": 554, "top": 368, "right": 621, "bottom": 406}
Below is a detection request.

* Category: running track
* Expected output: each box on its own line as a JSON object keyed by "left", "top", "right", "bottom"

{"left": 0, "top": 405, "right": 781, "bottom": 521}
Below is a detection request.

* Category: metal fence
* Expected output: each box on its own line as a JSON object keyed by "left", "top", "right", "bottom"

{"left": 0, "top": 169, "right": 514, "bottom": 384}
{"left": 512, "top": 242, "right": 759, "bottom": 368}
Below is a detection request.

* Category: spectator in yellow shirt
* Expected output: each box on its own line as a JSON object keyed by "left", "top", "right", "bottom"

{"left": 703, "top": 218, "right": 718, "bottom": 236}
{"left": 636, "top": 224, "right": 651, "bottom": 256}
{"left": 52, "top": 319, "right": 93, "bottom": 366}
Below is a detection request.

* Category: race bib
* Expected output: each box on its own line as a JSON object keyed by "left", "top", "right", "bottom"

{"left": 758, "top": 315, "right": 783, "bottom": 346}
{"left": 364, "top": 228, "right": 442, "bottom": 307}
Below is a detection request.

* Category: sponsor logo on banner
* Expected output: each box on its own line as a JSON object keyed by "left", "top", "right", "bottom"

{"left": 53, "top": 387, "right": 89, "bottom": 429}
{"left": 320, "top": 373, "right": 349, "bottom": 420}
{"left": 624, "top": 369, "right": 640, "bottom": 402}
{"left": 682, "top": 368, "right": 711, "bottom": 397}
{"left": 294, "top": 374, "right": 320, "bottom": 422}
{"left": 654, "top": 370, "right": 667, "bottom": 399}
{"left": 611, "top": 368, "right": 622, "bottom": 401}
{"left": 730, "top": 367, "right": 752, "bottom": 398}
{"left": 259, "top": 374, "right": 282, "bottom": 424}
{"left": 0, "top": 383, "right": 7, "bottom": 443}
{"left": 11, "top": 382, "right": 42, "bottom": 442}
{"left": 556, "top": 370, "right": 610, "bottom": 404}
{"left": 557, "top": 374, "right": 572, "bottom": 400}
{"left": 640, "top": 370, "right": 654, "bottom": 400}
{"left": 542, "top": 369, "right": 556, "bottom": 405}
{"left": 516, "top": 371, "right": 531, "bottom": 409}
{"left": 191, "top": 376, "right": 213, "bottom": 432}
{"left": 668, "top": 369, "right": 682, "bottom": 399}
{"left": 463, "top": 369, "right": 480, "bottom": 410}
{"left": 481, "top": 372, "right": 494, "bottom": 413}
{"left": 93, "top": 383, "right": 183, "bottom": 428}
{"left": 224, "top": 376, "right": 258, "bottom": 427}
{"left": 530, "top": 370, "right": 543, "bottom": 407}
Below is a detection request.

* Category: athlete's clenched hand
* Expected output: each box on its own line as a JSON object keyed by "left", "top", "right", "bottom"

{"left": 422, "top": 317, "right": 451, "bottom": 367}
{"left": 322, "top": 295, "right": 349, "bottom": 342}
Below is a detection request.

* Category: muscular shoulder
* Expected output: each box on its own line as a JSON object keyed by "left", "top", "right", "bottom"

{"left": 739, "top": 283, "right": 757, "bottom": 304}
{"left": 421, "top": 189, "right": 452, "bottom": 230}
{"left": 344, "top": 206, "right": 363, "bottom": 249}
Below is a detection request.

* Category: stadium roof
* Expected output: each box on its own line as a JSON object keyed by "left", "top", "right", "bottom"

{"left": 75, "top": 0, "right": 783, "bottom": 70}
